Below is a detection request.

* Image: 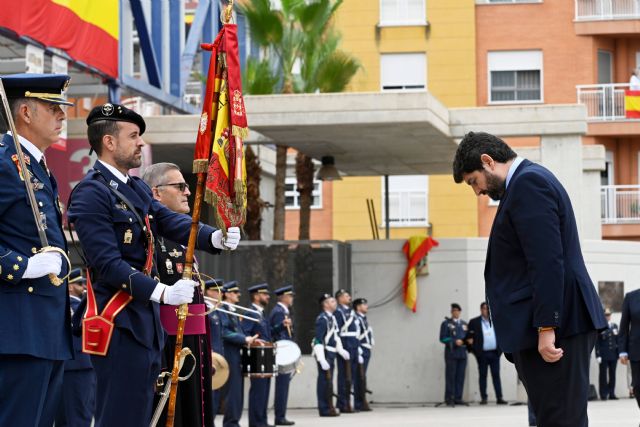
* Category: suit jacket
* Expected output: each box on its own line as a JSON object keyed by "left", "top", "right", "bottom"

{"left": 269, "top": 303, "right": 293, "bottom": 342}
{"left": 619, "top": 289, "right": 640, "bottom": 361}
{"left": 0, "top": 134, "right": 72, "bottom": 360}
{"left": 485, "top": 159, "right": 606, "bottom": 354}
{"left": 67, "top": 160, "right": 218, "bottom": 351}
{"left": 467, "top": 315, "right": 502, "bottom": 358}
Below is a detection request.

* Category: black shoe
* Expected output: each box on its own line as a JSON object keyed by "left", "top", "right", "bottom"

{"left": 601, "top": 396, "right": 608, "bottom": 401}
{"left": 497, "top": 399, "right": 508, "bottom": 405}
{"left": 609, "top": 395, "right": 618, "bottom": 400}
{"left": 446, "top": 400, "right": 455, "bottom": 407}
{"left": 454, "top": 400, "right": 469, "bottom": 406}
{"left": 479, "top": 399, "right": 488, "bottom": 405}
{"left": 319, "top": 410, "right": 340, "bottom": 417}
{"left": 275, "top": 420, "right": 295, "bottom": 426}
{"left": 339, "top": 408, "right": 355, "bottom": 414}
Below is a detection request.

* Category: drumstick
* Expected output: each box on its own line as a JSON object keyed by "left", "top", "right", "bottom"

{"left": 285, "top": 315, "right": 292, "bottom": 338}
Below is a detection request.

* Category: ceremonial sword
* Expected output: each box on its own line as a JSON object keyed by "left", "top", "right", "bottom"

{"left": 0, "top": 78, "right": 70, "bottom": 286}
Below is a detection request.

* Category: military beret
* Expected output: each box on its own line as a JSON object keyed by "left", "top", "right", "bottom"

{"left": 68, "top": 268, "right": 86, "bottom": 285}
{"left": 248, "top": 283, "right": 270, "bottom": 294}
{"left": 86, "top": 103, "right": 146, "bottom": 135}
{"left": 352, "top": 298, "right": 367, "bottom": 309}
{"left": 319, "top": 293, "right": 332, "bottom": 304}
{"left": 1, "top": 73, "right": 73, "bottom": 106}
{"left": 451, "top": 303, "right": 462, "bottom": 311}
{"left": 335, "top": 289, "right": 349, "bottom": 299}
{"left": 275, "top": 285, "right": 294, "bottom": 296}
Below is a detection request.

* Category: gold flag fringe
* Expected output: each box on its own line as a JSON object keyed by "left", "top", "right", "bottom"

{"left": 193, "top": 159, "right": 209, "bottom": 174}
{"left": 232, "top": 125, "right": 249, "bottom": 140}
{"left": 233, "top": 179, "right": 246, "bottom": 210}
{"left": 205, "top": 189, "right": 228, "bottom": 236}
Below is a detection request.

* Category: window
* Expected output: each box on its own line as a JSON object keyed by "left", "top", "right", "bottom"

{"left": 381, "top": 175, "right": 428, "bottom": 227}
{"left": 381, "top": 53, "right": 427, "bottom": 91}
{"left": 488, "top": 50, "right": 542, "bottom": 103}
{"left": 479, "top": 0, "right": 542, "bottom": 3}
{"left": 380, "top": 0, "right": 426, "bottom": 26}
{"left": 285, "top": 178, "right": 322, "bottom": 209}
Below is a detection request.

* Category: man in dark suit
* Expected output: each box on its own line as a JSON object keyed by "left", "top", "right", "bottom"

{"left": 453, "top": 132, "right": 606, "bottom": 427}
{"left": 619, "top": 289, "right": 640, "bottom": 409}
{"left": 467, "top": 302, "right": 506, "bottom": 405}
{"left": 0, "top": 74, "right": 73, "bottom": 426}
{"left": 596, "top": 307, "right": 619, "bottom": 400}
{"left": 439, "top": 303, "right": 468, "bottom": 406}
{"left": 67, "top": 104, "right": 240, "bottom": 427}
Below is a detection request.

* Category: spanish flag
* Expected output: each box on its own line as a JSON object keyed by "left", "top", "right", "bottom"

{"left": 625, "top": 90, "right": 640, "bottom": 119}
{"left": 0, "top": 0, "right": 118, "bottom": 77}
{"left": 402, "top": 236, "right": 438, "bottom": 313}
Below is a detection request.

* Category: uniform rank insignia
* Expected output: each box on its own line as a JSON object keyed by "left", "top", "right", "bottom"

{"left": 109, "top": 180, "right": 119, "bottom": 190}
{"left": 165, "top": 258, "right": 174, "bottom": 275}
{"left": 123, "top": 229, "right": 133, "bottom": 244}
{"left": 31, "top": 178, "right": 44, "bottom": 191}
{"left": 169, "top": 248, "right": 183, "bottom": 258}
{"left": 11, "top": 154, "right": 31, "bottom": 181}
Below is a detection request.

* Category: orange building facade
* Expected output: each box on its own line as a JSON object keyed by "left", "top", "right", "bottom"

{"left": 476, "top": 0, "right": 640, "bottom": 241}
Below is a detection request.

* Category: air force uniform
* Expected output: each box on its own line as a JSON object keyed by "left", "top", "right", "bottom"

{"left": 334, "top": 291, "right": 359, "bottom": 412}
{"left": 354, "top": 299, "right": 373, "bottom": 411}
{"left": 269, "top": 286, "right": 295, "bottom": 425}
{"left": 596, "top": 313, "right": 619, "bottom": 400}
{"left": 0, "top": 74, "right": 73, "bottom": 426}
{"left": 313, "top": 294, "right": 341, "bottom": 417}
{"left": 241, "top": 284, "right": 273, "bottom": 427}
{"left": 439, "top": 311, "right": 468, "bottom": 404}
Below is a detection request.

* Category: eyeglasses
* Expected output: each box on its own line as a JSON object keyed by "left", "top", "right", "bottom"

{"left": 156, "top": 182, "right": 189, "bottom": 192}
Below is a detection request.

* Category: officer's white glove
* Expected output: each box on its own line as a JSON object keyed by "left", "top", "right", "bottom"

{"left": 358, "top": 355, "right": 364, "bottom": 364}
{"left": 162, "top": 279, "right": 197, "bottom": 305}
{"left": 313, "top": 344, "right": 330, "bottom": 370}
{"left": 319, "top": 360, "right": 330, "bottom": 371}
{"left": 339, "top": 349, "right": 350, "bottom": 360}
{"left": 596, "top": 357, "right": 602, "bottom": 364}
{"left": 23, "top": 252, "right": 62, "bottom": 279}
{"left": 211, "top": 227, "right": 241, "bottom": 250}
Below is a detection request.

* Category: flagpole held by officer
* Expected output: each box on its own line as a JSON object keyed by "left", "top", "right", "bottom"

{"left": 67, "top": 103, "right": 241, "bottom": 427}
{"left": 0, "top": 74, "right": 74, "bottom": 426}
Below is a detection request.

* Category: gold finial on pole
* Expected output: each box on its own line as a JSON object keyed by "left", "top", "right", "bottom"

{"left": 224, "top": 0, "right": 234, "bottom": 24}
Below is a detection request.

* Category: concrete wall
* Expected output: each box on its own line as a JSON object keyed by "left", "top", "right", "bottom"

{"left": 264, "top": 238, "right": 640, "bottom": 408}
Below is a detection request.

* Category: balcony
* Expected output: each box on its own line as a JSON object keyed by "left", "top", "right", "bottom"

{"left": 601, "top": 185, "right": 640, "bottom": 224}
{"left": 576, "top": 83, "right": 640, "bottom": 135}
{"left": 575, "top": 0, "right": 640, "bottom": 34}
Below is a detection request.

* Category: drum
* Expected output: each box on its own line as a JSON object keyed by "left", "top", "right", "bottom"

{"left": 275, "top": 340, "right": 302, "bottom": 375}
{"left": 211, "top": 351, "right": 229, "bottom": 390}
{"left": 241, "top": 341, "right": 277, "bottom": 378}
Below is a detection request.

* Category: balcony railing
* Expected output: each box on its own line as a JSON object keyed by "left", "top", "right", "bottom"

{"left": 601, "top": 185, "right": 640, "bottom": 224}
{"left": 576, "top": 0, "right": 640, "bottom": 20}
{"left": 576, "top": 83, "right": 636, "bottom": 121}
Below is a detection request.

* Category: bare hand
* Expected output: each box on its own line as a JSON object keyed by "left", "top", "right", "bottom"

{"left": 467, "top": 338, "right": 474, "bottom": 345}
{"left": 621, "top": 355, "right": 629, "bottom": 365}
{"left": 283, "top": 318, "right": 292, "bottom": 327}
{"left": 538, "top": 329, "right": 563, "bottom": 363}
{"left": 455, "top": 339, "right": 464, "bottom": 346}
{"left": 245, "top": 334, "right": 259, "bottom": 345}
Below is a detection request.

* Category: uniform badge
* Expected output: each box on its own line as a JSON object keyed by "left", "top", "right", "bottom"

{"left": 165, "top": 258, "right": 174, "bottom": 275}
{"left": 102, "top": 103, "right": 114, "bottom": 116}
{"left": 31, "top": 178, "right": 44, "bottom": 191}
{"left": 123, "top": 229, "right": 133, "bottom": 244}
{"left": 176, "top": 263, "right": 183, "bottom": 274}
{"left": 169, "top": 248, "right": 183, "bottom": 258}
{"left": 462, "top": 324, "right": 468, "bottom": 331}
{"left": 109, "top": 180, "right": 119, "bottom": 190}
{"left": 116, "top": 201, "right": 128, "bottom": 211}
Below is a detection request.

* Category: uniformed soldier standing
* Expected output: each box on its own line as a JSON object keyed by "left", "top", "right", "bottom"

{"left": 0, "top": 74, "right": 73, "bottom": 426}
{"left": 439, "top": 303, "right": 468, "bottom": 406}
{"left": 269, "top": 285, "right": 296, "bottom": 426}
{"left": 55, "top": 268, "right": 96, "bottom": 427}
{"left": 242, "top": 283, "right": 274, "bottom": 427}
{"left": 334, "top": 289, "right": 359, "bottom": 413}
{"left": 142, "top": 162, "right": 214, "bottom": 427}
{"left": 205, "top": 278, "right": 226, "bottom": 426}
{"left": 353, "top": 298, "right": 373, "bottom": 412}
{"left": 67, "top": 104, "right": 241, "bottom": 427}
{"left": 220, "top": 281, "right": 257, "bottom": 427}
{"left": 313, "top": 293, "right": 346, "bottom": 417}
{"left": 596, "top": 308, "right": 619, "bottom": 400}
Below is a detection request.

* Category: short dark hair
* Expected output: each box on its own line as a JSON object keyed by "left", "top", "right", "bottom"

{"left": 480, "top": 301, "right": 488, "bottom": 309}
{"left": 87, "top": 120, "right": 120, "bottom": 156}
{"left": 452, "top": 132, "right": 517, "bottom": 183}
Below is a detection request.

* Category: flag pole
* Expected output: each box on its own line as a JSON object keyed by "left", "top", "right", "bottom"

{"left": 165, "top": 3, "right": 235, "bottom": 426}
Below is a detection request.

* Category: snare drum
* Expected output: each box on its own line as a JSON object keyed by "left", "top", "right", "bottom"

{"left": 242, "top": 341, "right": 277, "bottom": 378}
{"left": 275, "top": 340, "right": 302, "bottom": 375}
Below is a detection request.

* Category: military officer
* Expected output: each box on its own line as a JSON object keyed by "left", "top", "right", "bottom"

{"left": 313, "top": 293, "right": 348, "bottom": 417}
{"left": 55, "top": 268, "right": 96, "bottom": 427}
{"left": 67, "top": 103, "right": 241, "bottom": 427}
{"left": 242, "top": 283, "right": 274, "bottom": 427}
{"left": 334, "top": 289, "right": 359, "bottom": 413}
{"left": 0, "top": 74, "right": 73, "bottom": 426}
{"left": 269, "top": 285, "right": 296, "bottom": 426}
{"left": 353, "top": 298, "right": 373, "bottom": 412}
{"left": 220, "top": 281, "right": 257, "bottom": 427}
{"left": 596, "top": 308, "right": 619, "bottom": 400}
{"left": 439, "top": 303, "right": 468, "bottom": 406}
{"left": 142, "top": 162, "right": 213, "bottom": 427}
{"left": 205, "top": 278, "right": 226, "bottom": 426}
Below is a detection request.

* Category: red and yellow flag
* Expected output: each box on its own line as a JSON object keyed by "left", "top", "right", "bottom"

{"left": 193, "top": 24, "right": 248, "bottom": 233}
{"left": 0, "top": 0, "right": 118, "bottom": 77}
{"left": 625, "top": 90, "right": 640, "bottom": 119}
{"left": 402, "top": 236, "right": 438, "bottom": 313}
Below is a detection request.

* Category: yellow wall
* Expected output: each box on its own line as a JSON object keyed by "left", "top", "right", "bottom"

{"left": 331, "top": 0, "right": 478, "bottom": 240}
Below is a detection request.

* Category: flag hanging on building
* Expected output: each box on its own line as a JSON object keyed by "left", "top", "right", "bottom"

{"left": 193, "top": 24, "right": 248, "bottom": 233}
{"left": 0, "top": 0, "right": 119, "bottom": 77}
{"left": 402, "top": 235, "right": 439, "bottom": 313}
{"left": 625, "top": 89, "right": 640, "bottom": 119}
